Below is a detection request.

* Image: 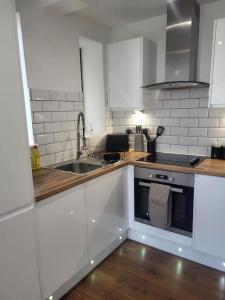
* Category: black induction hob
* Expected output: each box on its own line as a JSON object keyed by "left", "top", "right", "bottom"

{"left": 138, "top": 152, "right": 205, "bottom": 167}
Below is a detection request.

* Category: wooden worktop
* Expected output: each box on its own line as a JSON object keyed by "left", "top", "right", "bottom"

{"left": 33, "top": 151, "right": 147, "bottom": 202}
{"left": 33, "top": 152, "right": 225, "bottom": 202}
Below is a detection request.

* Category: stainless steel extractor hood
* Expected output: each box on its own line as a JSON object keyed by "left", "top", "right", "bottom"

{"left": 143, "top": 0, "right": 209, "bottom": 90}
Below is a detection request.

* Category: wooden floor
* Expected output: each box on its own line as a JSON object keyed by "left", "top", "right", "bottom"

{"left": 62, "top": 240, "right": 225, "bottom": 300}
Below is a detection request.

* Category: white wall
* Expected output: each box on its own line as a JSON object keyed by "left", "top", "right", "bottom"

{"left": 15, "top": 0, "right": 110, "bottom": 91}
{"left": 110, "top": 15, "right": 166, "bottom": 83}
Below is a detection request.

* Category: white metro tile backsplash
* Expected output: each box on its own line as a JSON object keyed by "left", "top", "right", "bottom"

{"left": 30, "top": 88, "right": 84, "bottom": 166}
{"left": 111, "top": 88, "right": 225, "bottom": 156}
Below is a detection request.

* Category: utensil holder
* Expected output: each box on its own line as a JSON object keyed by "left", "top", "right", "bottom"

{"left": 134, "top": 134, "right": 144, "bottom": 151}
{"left": 147, "top": 141, "right": 156, "bottom": 154}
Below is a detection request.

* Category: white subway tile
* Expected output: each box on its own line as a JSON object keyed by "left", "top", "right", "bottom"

{"left": 62, "top": 140, "right": 76, "bottom": 151}
{"left": 171, "top": 127, "right": 188, "bottom": 136}
{"left": 199, "top": 98, "right": 209, "bottom": 108}
{"left": 50, "top": 90, "right": 66, "bottom": 101}
{"left": 46, "top": 143, "right": 63, "bottom": 154}
{"left": 54, "top": 132, "right": 70, "bottom": 142}
{"left": 172, "top": 89, "right": 189, "bottom": 99}
{"left": 66, "top": 91, "right": 80, "bottom": 101}
{"left": 43, "top": 101, "right": 59, "bottom": 112}
{"left": 52, "top": 112, "right": 68, "bottom": 122}
{"left": 60, "top": 121, "right": 76, "bottom": 131}
{"left": 189, "top": 108, "right": 208, "bottom": 118}
{"left": 147, "top": 118, "right": 162, "bottom": 126}
{"left": 199, "top": 118, "right": 218, "bottom": 127}
{"left": 208, "top": 128, "right": 225, "bottom": 138}
{"left": 217, "top": 138, "right": 225, "bottom": 146}
{"left": 39, "top": 145, "right": 46, "bottom": 156}
{"left": 154, "top": 109, "right": 170, "bottom": 118}
{"left": 40, "top": 154, "right": 55, "bottom": 166}
{"left": 157, "top": 90, "right": 172, "bottom": 100}
{"left": 157, "top": 144, "right": 171, "bottom": 153}
{"left": 68, "top": 131, "right": 76, "bottom": 140}
{"left": 67, "top": 111, "right": 79, "bottom": 120}
{"left": 33, "top": 123, "right": 44, "bottom": 135}
{"left": 161, "top": 136, "right": 179, "bottom": 144}
{"left": 44, "top": 122, "right": 61, "bottom": 133}
{"left": 198, "top": 137, "right": 217, "bottom": 147}
{"left": 163, "top": 100, "right": 180, "bottom": 108}
{"left": 188, "top": 128, "right": 207, "bottom": 137}
{"left": 179, "top": 136, "right": 197, "bottom": 146}
{"left": 180, "top": 99, "right": 198, "bottom": 108}
{"left": 190, "top": 87, "right": 209, "bottom": 99}
{"left": 180, "top": 118, "right": 198, "bottom": 127}
{"left": 31, "top": 101, "right": 42, "bottom": 112}
{"left": 171, "top": 145, "right": 188, "bottom": 155}
{"left": 219, "top": 118, "right": 225, "bottom": 127}
{"left": 171, "top": 109, "right": 188, "bottom": 118}
{"left": 60, "top": 101, "right": 74, "bottom": 111}
{"left": 36, "top": 134, "right": 53, "bottom": 145}
{"left": 55, "top": 151, "right": 71, "bottom": 162}
{"left": 118, "top": 118, "right": 133, "bottom": 126}
{"left": 187, "top": 146, "right": 207, "bottom": 156}
{"left": 33, "top": 112, "right": 52, "bottom": 123}
{"left": 31, "top": 89, "right": 50, "bottom": 100}
{"left": 209, "top": 108, "right": 225, "bottom": 118}
{"left": 74, "top": 102, "right": 84, "bottom": 111}
{"left": 161, "top": 118, "right": 179, "bottom": 127}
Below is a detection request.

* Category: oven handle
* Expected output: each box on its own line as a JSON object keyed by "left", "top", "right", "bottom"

{"left": 139, "top": 182, "right": 184, "bottom": 194}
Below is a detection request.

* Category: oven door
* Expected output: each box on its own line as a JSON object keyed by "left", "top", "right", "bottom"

{"left": 134, "top": 178, "right": 194, "bottom": 234}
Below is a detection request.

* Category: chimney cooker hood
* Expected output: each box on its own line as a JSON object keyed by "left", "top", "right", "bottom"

{"left": 143, "top": 0, "right": 209, "bottom": 90}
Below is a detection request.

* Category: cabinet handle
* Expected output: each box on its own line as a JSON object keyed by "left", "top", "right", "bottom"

{"left": 139, "top": 182, "right": 183, "bottom": 194}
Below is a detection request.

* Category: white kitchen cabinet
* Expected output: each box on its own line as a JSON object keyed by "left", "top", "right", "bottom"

{"left": 108, "top": 37, "right": 156, "bottom": 110}
{"left": 0, "top": 0, "right": 34, "bottom": 215}
{"left": 85, "top": 167, "right": 128, "bottom": 259}
{"left": 0, "top": 207, "right": 41, "bottom": 300}
{"left": 36, "top": 185, "right": 88, "bottom": 299}
{"left": 193, "top": 174, "right": 225, "bottom": 259}
{"left": 209, "top": 18, "right": 225, "bottom": 107}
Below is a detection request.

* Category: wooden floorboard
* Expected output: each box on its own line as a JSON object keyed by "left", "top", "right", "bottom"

{"left": 62, "top": 240, "right": 225, "bottom": 300}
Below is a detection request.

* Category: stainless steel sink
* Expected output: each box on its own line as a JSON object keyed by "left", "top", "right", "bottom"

{"left": 54, "top": 160, "right": 103, "bottom": 175}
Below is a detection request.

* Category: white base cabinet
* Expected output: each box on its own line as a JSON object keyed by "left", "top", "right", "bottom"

{"left": 193, "top": 174, "right": 225, "bottom": 259}
{"left": 85, "top": 168, "right": 129, "bottom": 259}
{"left": 0, "top": 207, "right": 41, "bottom": 300}
{"left": 36, "top": 185, "right": 88, "bottom": 299}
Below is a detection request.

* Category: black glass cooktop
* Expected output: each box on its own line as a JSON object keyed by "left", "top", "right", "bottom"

{"left": 138, "top": 152, "right": 205, "bottom": 167}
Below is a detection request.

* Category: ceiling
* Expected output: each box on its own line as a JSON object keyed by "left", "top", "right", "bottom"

{"left": 75, "top": 0, "right": 219, "bottom": 28}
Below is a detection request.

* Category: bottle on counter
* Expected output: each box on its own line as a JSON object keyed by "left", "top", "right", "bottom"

{"left": 31, "top": 144, "right": 41, "bottom": 170}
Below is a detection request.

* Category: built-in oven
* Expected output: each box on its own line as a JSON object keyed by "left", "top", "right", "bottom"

{"left": 134, "top": 167, "right": 195, "bottom": 237}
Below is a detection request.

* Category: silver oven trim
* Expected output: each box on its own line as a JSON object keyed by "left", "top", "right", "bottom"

{"left": 135, "top": 167, "right": 195, "bottom": 187}
{"left": 139, "top": 182, "right": 183, "bottom": 194}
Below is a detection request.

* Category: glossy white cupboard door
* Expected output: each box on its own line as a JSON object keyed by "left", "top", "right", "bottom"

{"left": 193, "top": 175, "right": 225, "bottom": 259}
{"left": 0, "top": 207, "right": 41, "bottom": 300}
{"left": 0, "top": 0, "right": 34, "bottom": 215}
{"left": 85, "top": 168, "right": 128, "bottom": 259}
{"left": 210, "top": 18, "right": 225, "bottom": 107}
{"left": 36, "top": 186, "right": 88, "bottom": 299}
{"left": 108, "top": 37, "right": 142, "bottom": 110}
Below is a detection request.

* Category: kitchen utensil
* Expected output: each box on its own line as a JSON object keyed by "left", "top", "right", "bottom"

{"left": 134, "top": 134, "right": 144, "bottom": 151}
{"left": 153, "top": 126, "right": 165, "bottom": 142}
{"left": 143, "top": 128, "right": 151, "bottom": 141}
{"left": 147, "top": 140, "right": 156, "bottom": 154}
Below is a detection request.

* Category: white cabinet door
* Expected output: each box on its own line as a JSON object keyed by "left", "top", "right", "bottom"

{"left": 0, "top": 0, "right": 34, "bottom": 215}
{"left": 210, "top": 18, "right": 225, "bottom": 107}
{"left": 85, "top": 168, "right": 128, "bottom": 259}
{"left": 193, "top": 174, "right": 225, "bottom": 259}
{"left": 0, "top": 207, "right": 41, "bottom": 300}
{"left": 36, "top": 185, "right": 88, "bottom": 299}
{"left": 108, "top": 37, "right": 142, "bottom": 110}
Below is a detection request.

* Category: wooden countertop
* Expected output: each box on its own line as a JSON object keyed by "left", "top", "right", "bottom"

{"left": 33, "top": 152, "right": 225, "bottom": 202}
{"left": 33, "top": 151, "right": 147, "bottom": 202}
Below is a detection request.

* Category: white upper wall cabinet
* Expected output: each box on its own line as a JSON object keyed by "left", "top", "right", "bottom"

{"left": 209, "top": 18, "right": 225, "bottom": 107}
{"left": 108, "top": 37, "right": 156, "bottom": 110}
